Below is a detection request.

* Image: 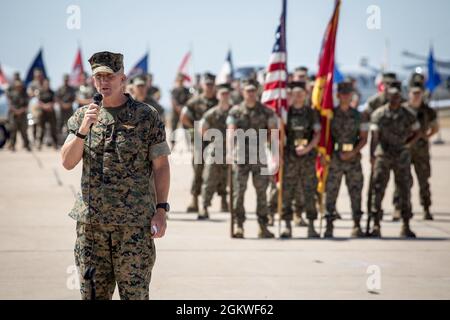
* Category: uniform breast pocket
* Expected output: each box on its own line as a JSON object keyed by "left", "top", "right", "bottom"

{"left": 115, "top": 128, "right": 142, "bottom": 165}
{"left": 84, "top": 127, "right": 104, "bottom": 156}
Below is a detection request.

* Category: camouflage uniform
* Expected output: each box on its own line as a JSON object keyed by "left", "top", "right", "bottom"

{"left": 67, "top": 51, "right": 170, "bottom": 300}
{"left": 27, "top": 79, "right": 43, "bottom": 141}
{"left": 145, "top": 96, "right": 165, "bottom": 122}
{"left": 370, "top": 103, "right": 420, "bottom": 235}
{"left": 325, "top": 107, "right": 368, "bottom": 235}
{"left": 170, "top": 86, "right": 191, "bottom": 131}
{"left": 74, "top": 222, "right": 156, "bottom": 300}
{"left": 67, "top": 93, "right": 169, "bottom": 299}
{"left": 282, "top": 106, "right": 321, "bottom": 222}
{"left": 183, "top": 94, "right": 219, "bottom": 198}
{"left": 365, "top": 92, "right": 388, "bottom": 117}
{"left": 226, "top": 101, "right": 277, "bottom": 235}
{"left": 407, "top": 102, "right": 437, "bottom": 211}
{"left": 56, "top": 84, "right": 76, "bottom": 138}
{"left": 200, "top": 104, "right": 229, "bottom": 211}
{"left": 37, "top": 88, "right": 58, "bottom": 148}
{"left": 6, "top": 85, "right": 30, "bottom": 150}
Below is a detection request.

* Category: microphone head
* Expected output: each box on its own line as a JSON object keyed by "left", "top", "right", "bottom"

{"left": 93, "top": 93, "right": 103, "bottom": 105}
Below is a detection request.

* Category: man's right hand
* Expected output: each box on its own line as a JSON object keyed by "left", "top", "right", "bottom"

{"left": 79, "top": 103, "right": 100, "bottom": 135}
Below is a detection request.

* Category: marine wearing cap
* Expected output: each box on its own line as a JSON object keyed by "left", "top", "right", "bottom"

{"left": 242, "top": 78, "right": 259, "bottom": 91}
{"left": 337, "top": 81, "right": 354, "bottom": 94}
{"left": 387, "top": 80, "right": 402, "bottom": 95}
{"left": 88, "top": 51, "right": 124, "bottom": 75}
{"left": 216, "top": 83, "right": 231, "bottom": 94}
{"left": 289, "top": 81, "right": 307, "bottom": 92}
{"left": 202, "top": 72, "right": 216, "bottom": 85}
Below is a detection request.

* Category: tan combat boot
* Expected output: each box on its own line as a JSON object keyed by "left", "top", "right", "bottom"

{"left": 258, "top": 224, "right": 275, "bottom": 239}
{"left": 233, "top": 223, "right": 244, "bottom": 239}
{"left": 392, "top": 208, "right": 401, "bottom": 222}
{"left": 307, "top": 219, "right": 320, "bottom": 238}
{"left": 351, "top": 218, "right": 365, "bottom": 238}
{"left": 197, "top": 206, "right": 209, "bottom": 220}
{"left": 423, "top": 207, "right": 433, "bottom": 220}
{"left": 294, "top": 213, "right": 308, "bottom": 227}
{"left": 186, "top": 195, "right": 199, "bottom": 213}
{"left": 323, "top": 220, "right": 334, "bottom": 238}
{"left": 280, "top": 220, "right": 292, "bottom": 239}
{"left": 400, "top": 220, "right": 416, "bottom": 238}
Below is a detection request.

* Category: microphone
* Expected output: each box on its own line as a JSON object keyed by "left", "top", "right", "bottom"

{"left": 93, "top": 93, "right": 103, "bottom": 105}
{"left": 90, "top": 93, "right": 103, "bottom": 129}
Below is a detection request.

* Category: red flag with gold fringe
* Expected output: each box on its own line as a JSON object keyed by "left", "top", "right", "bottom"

{"left": 312, "top": 0, "right": 341, "bottom": 193}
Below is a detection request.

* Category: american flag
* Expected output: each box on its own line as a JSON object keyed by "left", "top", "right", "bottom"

{"left": 261, "top": 0, "right": 288, "bottom": 123}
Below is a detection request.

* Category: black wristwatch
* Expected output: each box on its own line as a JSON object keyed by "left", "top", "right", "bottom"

{"left": 156, "top": 202, "right": 170, "bottom": 212}
{"left": 76, "top": 131, "right": 87, "bottom": 139}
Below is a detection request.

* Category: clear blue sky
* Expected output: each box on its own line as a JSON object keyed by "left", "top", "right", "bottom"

{"left": 1, "top": 0, "right": 449, "bottom": 106}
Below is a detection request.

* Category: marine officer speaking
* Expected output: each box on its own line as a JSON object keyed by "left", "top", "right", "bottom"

{"left": 61, "top": 51, "right": 171, "bottom": 300}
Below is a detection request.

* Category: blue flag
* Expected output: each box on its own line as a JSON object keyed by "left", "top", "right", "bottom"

{"left": 333, "top": 63, "right": 344, "bottom": 84}
{"left": 426, "top": 47, "right": 441, "bottom": 93}
{"left": 25, "top": 48, "right": 48, "bottom": 86}
{"left": 128, "top": 53, "right": 148, "bottom": 79}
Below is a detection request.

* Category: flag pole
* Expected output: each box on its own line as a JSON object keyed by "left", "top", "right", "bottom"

{"left": 318, "top": 113, "right": 331, "bottom": 237}
{"left": 277, "top": 0, "right": 287, "bottom": 237}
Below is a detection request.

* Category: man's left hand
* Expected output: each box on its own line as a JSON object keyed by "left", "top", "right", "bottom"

{"left": 151, "top": 208, "right": 167, "bottom": 239}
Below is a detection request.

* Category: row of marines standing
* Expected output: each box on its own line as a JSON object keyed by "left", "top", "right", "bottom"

{"left": 172, "top": 70, "right": 439, "bottom": 239}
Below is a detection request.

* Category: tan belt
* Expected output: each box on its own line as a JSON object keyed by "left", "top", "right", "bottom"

{"left": 294, "top": 139, "right": 309, "bottom": 148}
{"left": 295, "top": 139, "right": 309, "bottom": 147}
{"left": 335, "top": 143, "right": 354, "bottom": 152}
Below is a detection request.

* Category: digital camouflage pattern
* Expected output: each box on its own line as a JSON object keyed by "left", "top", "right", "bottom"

{"left": 364, "top": 92, "right": 388, "bottom": 117}
{"left": 201, "top": 105, "right": 229, "bottom": 207}
{"left": 67, "top": 93, "right": 170, "bottom": 226}
{"left": 184, "top": 94, "right": 219, "bottom": 197}
{"left": 325, "top": 107, "right": 368, "bottom": 219}
{"left": 226, "top": 102, "right": 277, "bottom": 226}
{"left": 370, "top": 104, "right": 420, "bottom": 219}
{"left": 88, "top": 51, "right": 124, "bottom": 74}
{"left": 56, "top": 84, "right": 77, "bottom": 133}
{"left": 75, "top": 222, "right": 156, "bottom": 300}
{"left": 282, "top": 106, "right": 321, "bottom": 221}
{"left": 38, "top": 88, "right": 58, "bottom": 146}
{"left": 7, "top": 86, "right": 30, "bottom": 148}
{"left": 408, "top": 102, "right": 437, "bottom": 209}
{"left": 170, "top": 86, "right": 191, "bottom": 130}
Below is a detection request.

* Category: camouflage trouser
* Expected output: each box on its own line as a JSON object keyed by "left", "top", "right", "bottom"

{"left": 74, "top": 222, "right": 156, "bottom": 300}
{"left": 191, "top": 160, "right": 204, "bottom": 197}
{"left": 202, "top": 163, "right": 228, "bottom": 207}
{"left": 232, "top": 164, "right": 270, "bottom": 225}
{"left": 393, "top": 147, "right": 432, "bottom": 209}
{"left": 38, "top": 110, "right": 58, "bottom": 146}
{"left": 411, "top": 147, "right": 432, "bottom": 208}
{"left": 269, "top": 175, "right": 304, "bottom": 216}
{"left": 9, "top": 115, "right": 30, "bottom": 148}
{"left": 281, "top": 155, "right": 318, "bottom": 221}
{"left": 325, "top": 156, "right": 364, "bottom": 220}
{"left": 268, "top": 176, "right": 278, "bottom": 214}
{"left": 371, "top": 151, "right": 413, "bottom": 220}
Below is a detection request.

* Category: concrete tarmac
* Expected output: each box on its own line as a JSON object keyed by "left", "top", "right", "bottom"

{"left": 1, "top": 129, "right": 450, "bottom": 299}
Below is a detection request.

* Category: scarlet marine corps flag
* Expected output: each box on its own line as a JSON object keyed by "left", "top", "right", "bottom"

{"left": 69, "top": 48, "right": 85, "bottom": 87}
{"left": 312, "top": 0, "right": 341, "bottom": 193}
